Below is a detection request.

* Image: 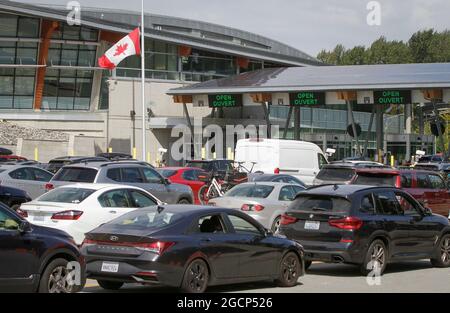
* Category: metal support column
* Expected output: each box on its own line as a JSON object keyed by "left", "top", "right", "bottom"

{"left": 261, "top": 102, "right": 272, "bottom": 138}
{"left": 432, "top": 101, "right": 445, "bottom": 155}
{"left": 363, "top": 106, "right": 376, "bottom": 158}
{"left": 347, "top": 101, "right": 361, "bottom": 156}
{"left": 294, "top": 106, "right": 301, "bottom": 141}
{"left": 376, "top": 105, "right": 384, "bottom": 163}
{"left": 283, "top": 106, "right": 294, "bottom": 139}
{"left": 405, "top": 103, "right": 413, "bottom": 162}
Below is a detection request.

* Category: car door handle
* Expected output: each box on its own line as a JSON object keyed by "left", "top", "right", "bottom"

{"left": 200, "top": 238, "right": 212, "bottom": 242}
{"left": 109, "top": 210, "right": 117, "bottom": 214}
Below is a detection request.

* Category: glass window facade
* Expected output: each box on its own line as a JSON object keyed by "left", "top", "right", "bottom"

{"left": 51, "top": 24, "right": 98, "bottom": 42}
{"left": 42, "top": 69, "right": 93, "bottom": 110}
{"left": 0, "top": 14, "right": 40, "bottom": 38}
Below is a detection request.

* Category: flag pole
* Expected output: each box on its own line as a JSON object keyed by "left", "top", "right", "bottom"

{"left": 140, "top": 0, "right": 147, "bottom": 162}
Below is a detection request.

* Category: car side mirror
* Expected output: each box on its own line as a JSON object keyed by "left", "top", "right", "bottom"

{"left": 18, "top": 221, "right": 32, "bottom": 233}
{"left": 265, "top": 229, "right": 274, "bottom": 237}
{"left": 424, "top": 207, "right": 433, "bottom": 216}
{"left": 164, "top": 178, "right": 171, "bottom": 185}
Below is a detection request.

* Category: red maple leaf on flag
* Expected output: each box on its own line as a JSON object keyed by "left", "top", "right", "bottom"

{"left": 113, "top": 43, "right": 128, "bottom": 57}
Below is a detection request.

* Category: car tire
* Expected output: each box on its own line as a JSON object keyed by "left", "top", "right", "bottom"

{"left": 360, "top": 240, "right": 388, "bottom": 276}
{"left": 178, "top": 198, "right": 191, "bottom": 205}
{"left": 304, "top": 261, "right": 312, "bottom": 271}
{"left": 276, "top": 252, "right": 301, "bottom": 288}
{"left": 271, "top": 216, "right": 281, "bottom": 234}
{"left": 97, "top": 280, "right": 124, "bottom": 291}
{"left": 39, "top": 258, "right": 80, "bottom": 293}
{"left": 180, "top": 259, "right": 209, "bottom": 293}
{"left": 431, "top": 234, "right": 450, "bottom": 268}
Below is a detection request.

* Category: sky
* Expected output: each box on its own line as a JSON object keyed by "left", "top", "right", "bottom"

{"left": 19, "top": 0, "right": 450, "bottom": 57}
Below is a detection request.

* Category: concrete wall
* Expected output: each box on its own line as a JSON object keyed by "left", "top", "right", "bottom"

{"left": 17, "top": 139, "right": 69, "bottom": 163}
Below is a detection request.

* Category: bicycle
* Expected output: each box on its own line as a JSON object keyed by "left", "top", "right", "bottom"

{"left": 198, "top": 161, "right": 257, "bottom": 205}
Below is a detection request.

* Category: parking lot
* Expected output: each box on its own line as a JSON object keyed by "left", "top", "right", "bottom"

{"left": 83, "top": 261, "right": 450, "bottom": 293}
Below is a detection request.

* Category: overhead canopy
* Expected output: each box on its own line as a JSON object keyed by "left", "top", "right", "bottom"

{"left": 168, "top": 63, "right": 450, "bottom": 95}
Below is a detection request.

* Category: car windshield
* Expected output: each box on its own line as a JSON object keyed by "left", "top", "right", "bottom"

{"left": 53, "top": 168, "right": 98, "bottom": 183}
{"left": 109, "top": 208, "right": 184, "bottom": 230}
{"left": 225, "top": 184, "right": 274, "bottom": 198}
{"left": 316, "top": 168, "right": 355, "bottom": 181}
{"left": 38, "top": 188, "right": 96, "bottom": 204}
{"left": 185, "top": 162, "right": 212, "bottom": 171}
{"left": 158, "top": 169, "right": 178, "bottom": 178}
{"left": 290, "top": 195, "right": 352, "bottom": 214}
{"left": 354, "top": 174, "right": 397, "bottom": 187}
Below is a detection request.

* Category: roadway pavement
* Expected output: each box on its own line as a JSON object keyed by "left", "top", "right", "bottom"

{"left": 82, "top": 260, "right": 450, "bottom": 293}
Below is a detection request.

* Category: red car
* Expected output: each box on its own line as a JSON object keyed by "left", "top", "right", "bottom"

{"left": 0, "top": 155, "right": 27, "bottom": 162}
{"left": 352, "top": 168, "right": 450, "bottom": 217}
{"left": 157, "top": 167, "right": 207, "bottom": 204}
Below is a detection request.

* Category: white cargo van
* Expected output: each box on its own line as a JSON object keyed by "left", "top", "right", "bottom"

{"left": 234, "top": 139, "right": 328, "bottom": 186}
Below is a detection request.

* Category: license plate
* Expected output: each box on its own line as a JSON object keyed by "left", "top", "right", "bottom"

{"left": 33, "top": 214, "right": 45, "bottom": 222}
{"left": 305, "top": 221, "right": 320, "bottom": 230}
{"left": 101, "top": 262, "right": 119, "bottom": 273}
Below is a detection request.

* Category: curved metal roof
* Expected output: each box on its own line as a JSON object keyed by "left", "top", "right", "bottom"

{"left": 168, "top": 63, "right": 450, "bottom": 95}
{"left": 0, "top": 0, "right": 321, "bottom": 66}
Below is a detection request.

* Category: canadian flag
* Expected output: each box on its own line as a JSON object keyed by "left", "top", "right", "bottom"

{"left": 98, "top": 28, "right": 141, "bottom": 69}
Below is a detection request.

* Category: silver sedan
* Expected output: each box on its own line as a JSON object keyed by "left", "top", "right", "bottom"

{"left": 209, "top": 182, "right": 305, "bottom": 233}
{"left": 0, "top": 165, "right": 54, "bottom": 199}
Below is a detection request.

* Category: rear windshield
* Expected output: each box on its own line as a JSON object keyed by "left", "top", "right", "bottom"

{"left": 354, "top": 174, "right": 397, "bottom": 187}
{"left": 186, "top": 162, "right": 212, "bottom": 172}
{"left": 226, "top": 184, "right": 274, "bottom": 198}
{"left": 158, "top": 169, "right": 178, "bottom": 178}
{"left": 109, "top": 209, "right": 184, "bottom": 230}
{"left": 38, "top": 188, "right": 95, "bottom": 204}
{"left": 52, "top": 168, "right": 98, "bottom": 183}
{"left": 290, "top": 195, "right": 352, "bottom": 214}
{"left": 316, "top": 168, "right": 355, "bottom": 181}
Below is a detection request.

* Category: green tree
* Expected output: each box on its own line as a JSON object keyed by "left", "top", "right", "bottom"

{"left": 409, "top": 29, "right": 436, "bottom": 63}
{"left": 341, "top": 46, "right": 367, "bottom": 65}
{"left": 428, "top": 30, "right": 450, "bottom": 62}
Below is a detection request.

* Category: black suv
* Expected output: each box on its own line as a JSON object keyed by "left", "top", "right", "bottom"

{"left": 0, "top": 202, "right": 85, "bottom": 293}
{"left": 280, "top": 185, "right": 450, "bottom": 275}
{"left": 46, "top": 156, "right": 109, "bottom": 174}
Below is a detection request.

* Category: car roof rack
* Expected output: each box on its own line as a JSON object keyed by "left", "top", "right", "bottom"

{"left": 99, "top": 161, "right": 152, "bottom": 168}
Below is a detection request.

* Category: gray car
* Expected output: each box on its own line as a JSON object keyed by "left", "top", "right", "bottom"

{"left": 48, "top": 162, "right": 194, "bottom": 204}
{"left": 0, "top": 165, "right": 54, "bottom": 199}
{"left": 208, "top": 182, "right": 305, "bottom": 233}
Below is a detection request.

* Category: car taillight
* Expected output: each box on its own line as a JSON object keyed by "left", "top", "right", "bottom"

{"left": 329, "top": 217, "right": 363, "bottom": 230}
{"left": 281, "top": 214, "right": 298, "bottom": 225}
{"left": 133, "top": 241, "right": 175, "bottom": 254}
{"left": 81, "top": 239, "right": 175, "bottom": 255}
{"left": 51, "top": 210, "right": 83, "bottom": 220}
{"left": 241, "top": 204, "right": 264, "bottom": 212}
{"left": 395, "top": 176, "right": 402, "bottom": 188}
{"left": 274, "top": 168, "right": 280, "bottom": 174}
{"left": 16, "top": 208, "right": 28, "bottom": 218}
{"left": 45, "top": 183, "right": 54, "bottom": 191}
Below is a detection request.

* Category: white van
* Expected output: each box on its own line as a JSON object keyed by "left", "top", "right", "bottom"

{"left": 235, "top": 139, "right": 328, "bottom": 186}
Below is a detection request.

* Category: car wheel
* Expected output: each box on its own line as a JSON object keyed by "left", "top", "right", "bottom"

{"left": 39, "top": 258, "right": 79, "bottom": 293}
{"left": 180, "top": 259, "right": 209, "bottom": 293}
{"left": 431, "top": 234, "right": 450, "bottom": 268}
{"left": 360, "top": 240, "right": 388, "bottom": 276}
{"left": 304, "top": 261, "right": 312, "bottom": 271}
{"left": 97, "top": 280, "right": 124, "bottom": 291}
{"left": 276, "top": 252, "right": 301, "bottom": 287}
{"left": 271, "top": 216, "right": 281, "bottom": 234}
{"left": 178, "top": 198, "right": 191, "bottom": 205}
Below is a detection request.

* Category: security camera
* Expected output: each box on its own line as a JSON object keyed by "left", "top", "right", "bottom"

{"left": 158, "top": 148, "right": 168, "bottom": 154}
